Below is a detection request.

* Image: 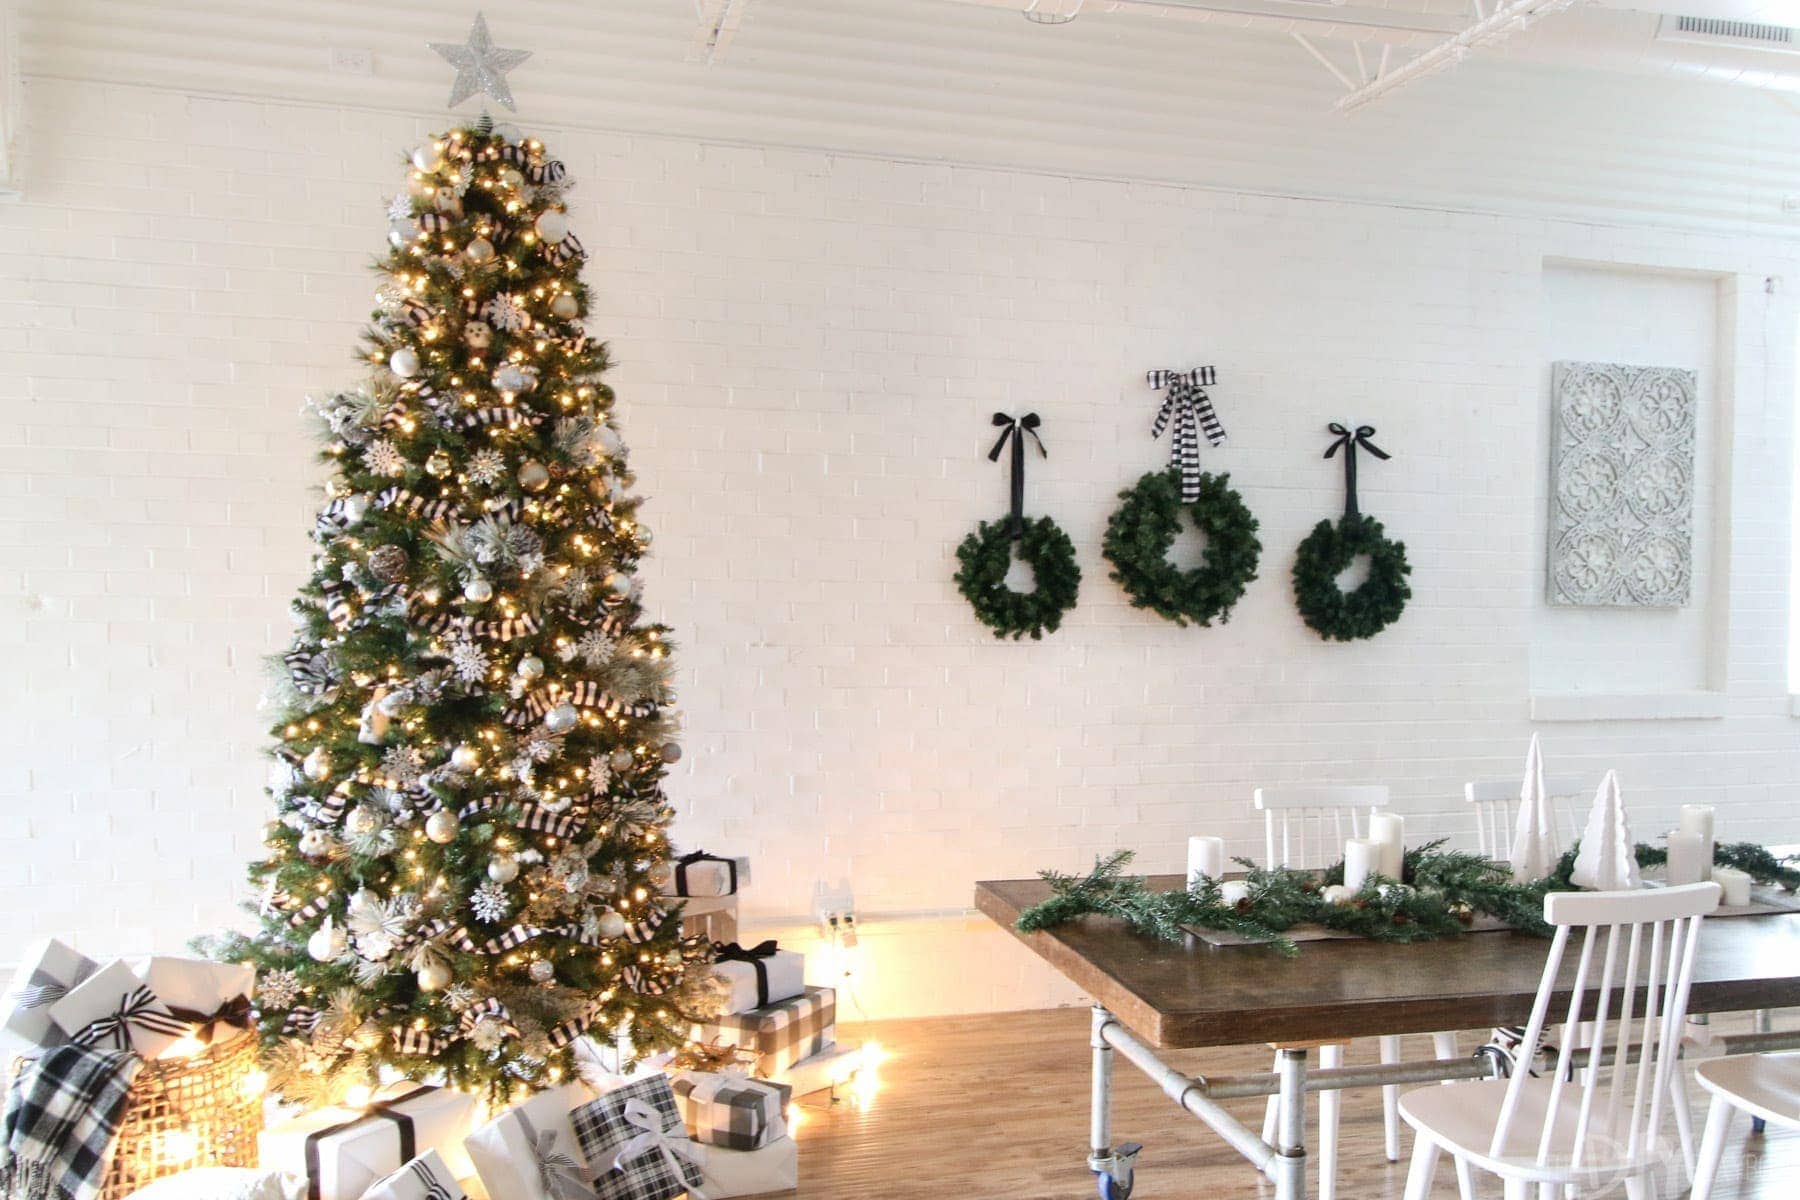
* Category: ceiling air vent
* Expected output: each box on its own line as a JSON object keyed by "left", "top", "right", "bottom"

{"left": 1657, "top": 15, "right": 1800, "bottom": 53}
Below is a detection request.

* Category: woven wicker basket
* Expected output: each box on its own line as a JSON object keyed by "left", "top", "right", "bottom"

{"left": 100, "top": 1031, "right": 264, "bottom": 1200}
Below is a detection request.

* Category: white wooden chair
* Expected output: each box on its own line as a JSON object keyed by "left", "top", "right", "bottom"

{"left": 1464, "top": 775, "right": 1589, "bottom": 860}
{"left": 1398, "top": 881, "right": 1722, "bottom": 1200}
{"left": 1253, "top": 785, "right": 1460, "bottom": 1198}
{"left": 1689, "top": 1051, "right": 1800, "bottom": 1200}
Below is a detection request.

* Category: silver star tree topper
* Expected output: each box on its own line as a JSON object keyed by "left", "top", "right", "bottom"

{"left": 429, "top": 12, "right": 531, "bottom": 112}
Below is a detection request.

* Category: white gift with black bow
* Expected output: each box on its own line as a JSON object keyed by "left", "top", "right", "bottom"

{"left": 46, "top": 960, "right": 189, "bottom": 1061}
{"left": 359, "top": 1149, "right": 467, "bottom": 1200}
{"left": 463, "top": 1082, "right": 596, "bottom": 1200}
{"left": 709, "top": 942, "right": 804, "bottom": 1015}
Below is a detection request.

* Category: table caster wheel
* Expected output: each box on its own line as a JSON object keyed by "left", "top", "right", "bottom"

{"left": 1092, "top": 1142, "right": 1141, "bottom": 1200}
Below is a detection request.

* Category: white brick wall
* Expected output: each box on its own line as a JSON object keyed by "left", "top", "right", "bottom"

{"left": 3, "top": 78, "right": 1798, "bottom": 1017}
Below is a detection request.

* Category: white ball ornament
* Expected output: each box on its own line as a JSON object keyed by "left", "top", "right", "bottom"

{"left": 535, "top": 211, "right": 569, "bottom": 244}
{"left": 298, "top": 829, "right": 331, "bottom": 858}
{"left": 1321, "top": 884, "right": 1357, "bottom": 905}
{"left": 499, "top": 166, "right": 524, "bottom": 189}
{"left": 345, "top": 807, "right": 379, "bottom": 836}
{"left": 634, "top": 525, "right": 653, "bottom": 548}
{"left": 493, "top": 363, "right": 532, "bottom": 393}
{"left": 517, "top": 655, "right": 545, "bottom": 681}
{"left": 609, "top": 748, "right": 636, "bottom": 773}
{"left": 602, "top": 572, "right": 634, "bottom": 602}
{"left": 302, "top": 748, "right": 333, "bottom": 781}
{"left": 389, "top": 347, "right": 421, "bottom": 378}
{"left": 465, "top": 236, "right": 495, "bottom": 264}
{"left": 528, "top": 959, "right": 555, "bottom": 984}
{"left": 463, "top": 577, "right": 494, "bottom": 603}
{"left": 388, "top": 217, "right": 419, "bottom": 247}
{"left": 550, "top": 293, "right": 580, "bottom": 320}
{"left": 411, "top": 141, "right": 446, "bottom": 173}
{"left": 517, "top": 460, "right": 550, "bottom": 492}
{"left": 647, "top": 863, "right": 674, "bottom": 888}
{"left": 488, "top": 855, "right": 520, "bottom": 884}
{"left": 596, "top": 910, "right": 628, "bottom": 939}
{"left": 544, "top": 704, "right": 580, "bottom": 734}
{"left": 450, "top": 744, "right": 481, "bottom": 771}
{"left": 307, "top": 919, "right": 346, "bottom": 962}
{"left": 425, "top": 810, "right": 459, "bottom": 844}
{"left": 340, "top": 495, "right": 369, "bottom": 524}
{"left": 597, "top": 425, "right": 625, "bottom": 456}
{"left": 416, "top": 960, "right": 453, "bottom": 992}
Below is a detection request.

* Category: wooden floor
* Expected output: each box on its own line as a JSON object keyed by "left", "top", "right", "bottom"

{"left": 791, "top": 1008, "right": 1796, "bottom": 1199}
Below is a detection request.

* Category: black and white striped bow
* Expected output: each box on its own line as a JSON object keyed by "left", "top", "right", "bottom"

{"left": 406, "top": 1159, "right": 455, "bottom": 1200}
{"left": 1148, "top": 367, "right": 1225, "bottom": 503}
{"left": 520, "top": 1113, "right": 596, "bottom": 1200}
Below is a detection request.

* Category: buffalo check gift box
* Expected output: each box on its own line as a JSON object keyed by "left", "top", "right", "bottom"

{"left": 669, "top": 1071, "right": 789, "bottom": 1151}
{"left": 570, "top": 1073, "right": 705, "bottom": 1200}
{"left": 260, "top": 1082, "right": 477, "bottom": 1200}
{"left": 690, "top": 985, "right": 834, "bottom": 1079}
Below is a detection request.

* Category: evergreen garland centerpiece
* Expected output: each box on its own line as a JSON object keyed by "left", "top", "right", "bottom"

{"left": 1292, "top": 422, "right": 1411, "bottom": 641}
{"left": 954, "top": 412, "right": 1081, "bottom": 640}
{"left": 214, "top": 116, "right": 713, "bottom": 1104}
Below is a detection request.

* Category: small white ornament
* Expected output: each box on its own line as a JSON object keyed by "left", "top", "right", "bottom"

{"left": 425, "top": 810, "right": 459, "bottom": 844}
{"left": 450, "top": 743, "right": 481, "bottom": 771}
{"left": 517, "top": 460, "right": 550, "bottom": 492}
{"left": 377, "top": 690, "right": 407, "bottom": 716}
{"left": 412, "top": 141, "right": 446, "bottom": 172}
{"left": 302, "top": 747, "right": 333, "bottom": 781}
{"left": 1321, "top": 884, "right": 1357, "bottom": 905}
{"left": 388, "top": 217, "right": 419, "bottom": 247}
{"left": 517, "top": 654, "right": 545, "bottom": 680}
{"left": 340, "top": 495, "right": 369, "bottom": 524}
{"left": 1218, "top": 880, "right": 1252, "bottom": 907}
{"left": 307, "top": 919, "right": 347, "bottom": 962}
{"left": 596, "top": 910, "right": 628, "bottom": 939}
{"left": 535, "top": 210, "right": 569, "bottom": 244}
{"left": 463, "top": 577, "right": 494, "bottom": 602}
{"left": 493, "top": 362, "right": 534, "bottom": 393}
{"left": 465, "top": 236, "right": 495, "bottom": 264}
{"left": 416, "top": 959, "right": 453, "bottom": 991}
{"left": 602, "top": 572, "right": 633, "bottom": 602}
{"left": 635, "top": 525, "right": 653, "bottom": 548}
{"left": 298, "top": 829, "right": 332, "bottom": 858}
{"left": 544, "top": 704, "right": 580, "bottom": 734}
{"left": 488, "top": 855, "right": 520, "bottom": 884}
{"left": 550, "top": 292, "right": 579, "bottom": 320}
{"left": 389, "top": 347, "right": 421, "bottom": 378}
{"left": 597, "top": 425, "right": 625, "bottom": 456}
{"left": 345, "top": 807, "right": 379, "bottom": 836}
{"left": 463, "top": 321, "right": 493, "bottom": 350}
{"left": 609, "top": 748, "right": 635, "bottom": 772}
{"left": 528, "top": 959, "right": 555, "bottom": 984}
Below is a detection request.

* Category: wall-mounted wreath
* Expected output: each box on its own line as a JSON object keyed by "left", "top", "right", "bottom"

{"left": 955, "top": 413, "right": 1081, "bottom": 640}
{"left": 1102, "top": 468, "right": 1261, "bottom": 627}
{"left": 1292, "top": 423, "right": 1411, "bottom": 641}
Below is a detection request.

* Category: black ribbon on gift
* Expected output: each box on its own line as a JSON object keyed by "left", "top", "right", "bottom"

{"left": 301, "top": 1083, "right": 434, "bottom": 1200}
{"left": 1323, "top": 422, "right": 1390, "bottom": 519}
{"left": 674, "top": 850, "right": 738, "bottom": 897}
{"left": 69, "top": 985, "right": 190, "bottom": 1054}
{"left": 713, "top": 940, "right": 780, "bottom": 1009}
{"left": 986, "top": 412, "right": 1046, "bottom": 540}
{"left": 1148, "top": 368, "right": 1225, "bottom": 503}
{"left": 166, "top": 995, "right": 254, "bottom": 1046}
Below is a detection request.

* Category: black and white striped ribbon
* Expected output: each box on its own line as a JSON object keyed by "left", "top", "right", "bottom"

{"left": 69, "top": 985, "right": 191, "bottom": 1051}
{"left": 378, "top": 400, "right": 412, "bottom": 430}
{"left": 478, "top": 926, "right": 544, "bottom": 955}
{"left": 286, "top": 895, "right": 332, "bottom": 929}
{"left": 399, "top": 299, "right": 432, "bottom": 328}
{"left": 545, "top": 234, "right": 585, "bottom": 267}
{"left": 282, "top": 1006, "right": 322, "bottom": 1037}
{"left": 412, "top": 609, "right": 541, "bottom": 643}
{"left": 445, "top": 925, "right": 481, "bottom": 953}
{"left": 498, "top": 144, "right": 530, "bottom": 166}
{"left": 375, "top": 487, "right": 460, "bottom": 524}
{"left": 623, "top": 907, "right": 668, "bottom": 945}
{"left": 456, "top": 406, "right": 542, "bottom": 431}
{"left": 418, "top": 212, "right": 455, "bottom": 235}
{"left": 1148, "top": 367, "right": 1225, "bottom": 504}
{"left": 547, "top": 1001, "right": 600, "bottom": 1048}
{"left": 526, "top": 160, "right": 566, "bottom": 185}
{"left": 505, "top": 682, "right": 657, "bottom": 727}
{"left": 392, "top": 1025, "right": 450, "bottom": 1056}
{"left": 458, "top": 996, "right": 518, "bottom": 1036}
{"left": 457, "top": 796, "right": 505, "bottom": 822}
{"left": 514, "top": 804, "right": 583, "bottom": 839}
{"left": 407, "top": 1159, "right": 455, "bottom": 1200}
{"left": 283, "top": 649, "right": 337, "bottom": 697}
{"left": 314, "top": 498, "right": 358, "bottom": 541}
{"left": 621, "top": 965, "right": 666, "bottom": 996}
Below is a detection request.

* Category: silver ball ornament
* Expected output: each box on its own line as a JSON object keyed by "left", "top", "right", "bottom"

{"left": 528, "top": 959, "right": 555, "bottom": 984}
{"left": 463, "top": 577, "right": 494, "bottom": 603}
{"left": 517, "top": 655, "right": 545, "bottom": 681}
{"left": 416, "top": 959, "right": 453, "bottom": 991}
{"left": 345, "top": 807, "right": 379, "bottom": 836}
{"left": 535, "top": 211, "right": 569, "bottom": 244}
{"left": 609, "top": 748, "right": 636, "bottom": 772}
{"left": 411, "top": 141, "right": 445, "bottom": 172}
{"left": 596, "top": 910, "right": 628, "bottom": 939}
{"left": 517, "top": 460, "right": 550, "bottom": 492}
{"left": 450, "top": 744, "right": 481, "bottom": 771}
{"left": 425, "top": 810, "right": 459, "bottom": 844}
{"left": 601, "top": 572, "right": 633, "bottom": 602}
{"left": 550, "top": 293, "right": 580, "bottom": 320}
{"left": 488, "top": 855, "right": 520, "bottom": 884}
{"left": 660, "top": 742, "right": 683, "bottom": 764}
{"left": 389, "top": 347, "right": 420, "bottom": 378}
{"left": 465, "top": 236, "right": 495, "bottom": 264}
{"left": 493, "top": 363, "right": 533, "bottom": 393}
{"left": 647, "top": 862, "right": 674, "bottom": 888}
{"left": 302, "top": 747, "right": 332, "bottom": 781}
{"left": 544, "top": 704, "right": 580, "bottom": 734}
{"left": 499, "top": 166, "right": 524, "bottom": 189}
{"left": 634, "top": 525, "right": 653, "bottom": 548}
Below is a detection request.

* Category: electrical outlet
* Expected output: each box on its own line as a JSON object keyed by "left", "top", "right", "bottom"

{"left": 329, "top": 48, "right": 374, "bottom": 76}
{"left": 811, "top": 878, "right": 855, "bottom": 933}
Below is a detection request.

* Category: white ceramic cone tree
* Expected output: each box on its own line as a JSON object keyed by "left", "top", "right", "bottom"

{"left": 1570, "top": 770, "right": 1641, "bottom": 891}
{"left": 1507, "top": 733, "right": 1559, "bottom": 881}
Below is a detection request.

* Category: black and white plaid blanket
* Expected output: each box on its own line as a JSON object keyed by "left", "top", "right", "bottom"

{"left": 0, "top": 1045, "right": 140, "bottom": 1200}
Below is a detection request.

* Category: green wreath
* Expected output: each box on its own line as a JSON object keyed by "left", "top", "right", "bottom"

{"left": 1292, "top": 513, "right": 1411, "bottom": 641}
{"left": 954, "top": 515, "right": 1081, "bottom": 640}
{"left": 1102, "top": 469, "right": 1261, "bottom": 627}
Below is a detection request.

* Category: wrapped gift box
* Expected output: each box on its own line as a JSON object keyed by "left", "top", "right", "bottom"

{"left": 772, "top": 1040, "right": 864, "bottom": 1098}
{"left": 666, "top": 852, "right": 749, "bottom": 898}
{"left": 463, "top": 1082, "right": 593, "bottom": 1200}
{"left": 139, "top": 957, "right": 255, "bottom": 1057}
{"left": 259, "top": 1083, "right": 477, "bottom": 1200}
{"left": 47, "top": 959, "right": 188, "bottom": 1059}
{"left": 360, "top": 1150, "right": 467, "bottom": 1200}
{"left": 679, "top": 895, "right": 738, "bottom": 945}
{"left": 690, "top": 986, "right": 834, "bottom": 1079}
{"left": 694, "top": 1136, "right": 798, "bottom": 1199}
{"left": 1, "top": 938, "right": 96, "bottom": 1063}
{"left": 711, "top": 943, "right": 805, "bottom": 1014}
{"left": 571, "top": 1074, "right": 704, "bottom": 1200}
{"left": 670, "top": 1071, "right": 790, "bottom": 1151}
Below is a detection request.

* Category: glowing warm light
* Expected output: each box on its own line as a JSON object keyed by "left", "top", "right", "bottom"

{"left": 343, "top": 1084, "right": 374, "bottom": 1110}
{"left": 241, "top": 1069, "right": 270, "bottom": 1101}
{"left": 156, "top": 1129, "right": 201, "bottom": 1164}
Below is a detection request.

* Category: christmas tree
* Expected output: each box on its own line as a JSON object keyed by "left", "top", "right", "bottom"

{"left": 217, "top": 116, "right": 711, "bottom": 1103}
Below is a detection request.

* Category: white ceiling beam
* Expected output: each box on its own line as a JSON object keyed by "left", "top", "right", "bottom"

{"left": 1335, "top": 0, "right": 1580, "bottom": 110}
{"left": 691, "top": 0, "right": 752, "bottom": 66}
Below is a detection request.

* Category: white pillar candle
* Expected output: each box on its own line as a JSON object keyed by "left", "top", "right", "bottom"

{"left": 1679, "top": 805, "right": 1716, "bottom": 881}
{"left": 1712, "top": 866, "right": 1752, "bottom": 907}
{"left": 1344, "top": 838, "right": 1382, "bottom": 891}
{"left": 1665, "top": 831, "right": 1707, "bottom": 886}
{"left": 1369, "top": 811, "right": 1405, "bottom": 879}
{"left": 1187, "top": 836, "right": 1226, "bottom": 887}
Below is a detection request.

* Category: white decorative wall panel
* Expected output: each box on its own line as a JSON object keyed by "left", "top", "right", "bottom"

{"left": 1549, "top": 361, "right": 1697, "bottom": 608}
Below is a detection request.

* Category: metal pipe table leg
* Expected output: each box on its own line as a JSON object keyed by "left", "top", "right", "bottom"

{"left": 1275, "top": 1047, "right": 1309, "bottom": 1200}
{"left": 1752, "top": 1008, "right": 1774, "bottom": 1134}
{"left": 1088, "top": 1006, "right": 1140, "bottom": 1199}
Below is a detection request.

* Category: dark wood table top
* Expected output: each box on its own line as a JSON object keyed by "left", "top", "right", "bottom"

{"left": 976, "top": 875, "right": 1800, "bottom": 1049}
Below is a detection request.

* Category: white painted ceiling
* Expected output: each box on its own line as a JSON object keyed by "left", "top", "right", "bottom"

{"left": 16, "top": 0, "right": 1800, "bottom": 234}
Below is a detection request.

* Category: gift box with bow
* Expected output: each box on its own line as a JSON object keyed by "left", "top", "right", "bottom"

{"left": 570, "top": 1074, "right": 704, "bottom": 1200}
{"left": 710, "top": 941, "right": 805, "bottom": 1015}
{"left": 1, "top": 938, "right": 97, "bottom": 1064}
{"left": 258, "top": 1082, "right": 477, "bottom": 1200}
{"left": 140, "top": 957, "right": 255, "bottom": 1054}
{"left": 670, "top": 1071, "right": 790, "bottom": 1152}
{"left": 46, "top": 959, "right": 188, "bottom": 1061}
{"left": 693, "top": 1136, "right": 798, "bottom": 1199}
{"left": 359, "top": 1150, "right": 468, "bottom": 1200}
{"left": 690, "top": 985, "right": 834, "bottom": 1079}
{"left": 665, "top": 851, "right": 749, "bottom": 898}
{"left": 463, "top": 1082, "right": 595, "bottom": 1200}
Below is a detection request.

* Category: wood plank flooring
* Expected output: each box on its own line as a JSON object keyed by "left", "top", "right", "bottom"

{"left": 791, "top": 1008, "right": 1796, "bottom": 1199}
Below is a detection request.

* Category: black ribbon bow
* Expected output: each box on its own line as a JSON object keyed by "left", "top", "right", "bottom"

{"left": 1148, "top": 368, "right": 1226, "bottom": 503}
{"left": 987, "top": 412, "right": 1046, "bottom": 540}
{"left": 674, "top": 850, "right": 738, "bottom": 897}
{"left": 166, "top": 995, "right": 254, "bottom": 1046}
{"left": 713, "top": 940, "right": 781, "bottom": 1009}
{"left": 1323, "top": 422, "right": 1390, "bottom": 519}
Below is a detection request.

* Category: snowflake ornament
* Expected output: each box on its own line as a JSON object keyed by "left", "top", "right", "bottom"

{"left": 572, "top": 629, "right": 617, "bottom": 669}
{"left": 386, "top": 193, "right": 415, "bottom": 222}
{"left": 259, "top": 969, "right": 302, "bottom": 1010}
{"left": 448, "top": 637, "right": 491, "bottom": 684}
{"left": 381, "top": 745, "right": 426, "bottom": 787}
{"left": 364, "top": 438, "right": 407, "bottom": 477}
{"left": 586, "top": 755, "right": 613, "bottom": 792}
{"left": 468, "top": 1015, "right": 509, "bottom": 1052}
{"left": 483, "top": 293, "right": 530, "bottom": 333}
{"left": 347, "top": 889, "right": 415, "bottom": 962}
{"left": 442, "top": 983, "right": 478, "bottom": 1012}
{"left": 470, "top": 880, "right": 511, "bottom": 923}
{"left": 468, "top": 449, "right": 507, "bottom": 486}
